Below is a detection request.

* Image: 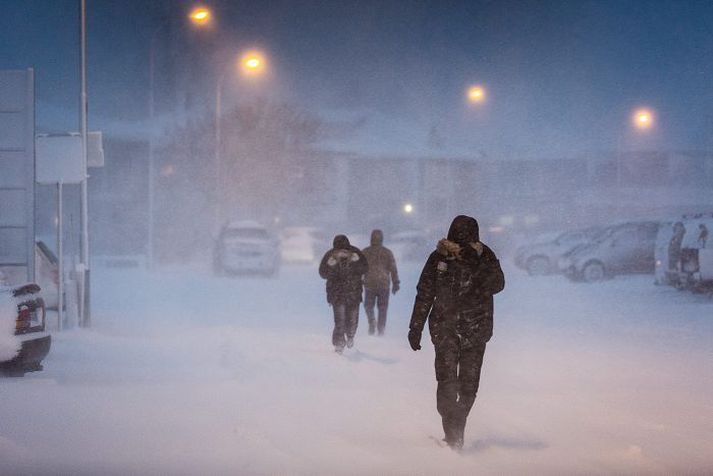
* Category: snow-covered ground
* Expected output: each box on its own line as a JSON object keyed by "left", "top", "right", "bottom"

{"left": 1, "top": 262, "right": 713, "bottom": 475}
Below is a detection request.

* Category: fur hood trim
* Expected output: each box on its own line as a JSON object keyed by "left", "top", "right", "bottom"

{"left": 436, "top": 239, "right": 483, "bottom": 259}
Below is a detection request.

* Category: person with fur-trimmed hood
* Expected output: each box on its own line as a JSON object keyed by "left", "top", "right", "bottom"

{"left": 362, "top": 229, "right": 400, "bottom": 336}
{"left": 319, "top": 235, "right": 368, "bottom": 354}
{"left": 408, "top": 215, "right": 505, "bottom": 449}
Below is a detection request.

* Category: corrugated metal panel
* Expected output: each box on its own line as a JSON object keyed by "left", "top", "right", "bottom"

{"left": 0, "top": 69, "right": 35, "bottom": 282}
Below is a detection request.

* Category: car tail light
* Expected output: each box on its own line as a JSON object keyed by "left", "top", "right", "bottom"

{"left": 16, "top": 305, "right": 32, "bottom": 333}
{"left": 11, "top": 285, "right": 46, "bottom": 335}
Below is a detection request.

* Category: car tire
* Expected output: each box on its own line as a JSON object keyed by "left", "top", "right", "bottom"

{"left": 526, "top": 256, "right": 550, "bottom": 276}
{"left": 582, "top": 261, "right": 606, "bottom": 282}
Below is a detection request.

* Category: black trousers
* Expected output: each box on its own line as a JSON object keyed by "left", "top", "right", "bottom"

{"left": 332, "top": 302, "right": 359, "bottom": 349}
{"left": 364, "top": 287, "right": 389, "bottom": 333}
{"left": 434, "top": 333, "right": 487, "bottom": 443}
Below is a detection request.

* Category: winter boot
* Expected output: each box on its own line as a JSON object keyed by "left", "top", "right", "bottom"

{"left": 335, "top": 346, "right": 344, "bottom": 355}
{"left": 346, "top": 336, "right": 355, "bottom": 348}
{"left": 442, "top": 417, "right": 459, "bottom": 448}
{"left": 450, "top": 415, "right": 466, "bottom": 450}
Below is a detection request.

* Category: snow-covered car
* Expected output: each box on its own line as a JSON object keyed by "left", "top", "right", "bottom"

{"left": 514, "top": 227, "right": 602, "bottom": 275}
{"left": 0, "top": 283, "right": 51, "bottom": 377}
{"left": 675, "top": 214, "right": 713, "bottom": 291}
{"left": 279, "top": 227, "right": 327, "bottom": 264}
{"left": 213, "top": 221, "right": 280, "bottom": 276}
{"left": 559, "top": 222, "right": 660, "bottom": 282}
{"left": 389, "top": 230, "right": 431, "bottom": 262}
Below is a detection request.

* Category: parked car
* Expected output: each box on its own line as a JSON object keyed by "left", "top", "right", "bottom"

{"left": 514, "top": 227, "right": 602, "bottom": 275}
{"left": 0, "top": 283, "right": 51, "bottom": 377}
{"left": 279, "top": 227, "right": 327, "bottom": 264}
{"left": 213, "top": 221, "right": 280, "bottom": 276}
{"left": 559, "top": 222, "right": 660, "bottom": 282}
{"left": 675, "top": 214, "right": 713, "bottom": 291}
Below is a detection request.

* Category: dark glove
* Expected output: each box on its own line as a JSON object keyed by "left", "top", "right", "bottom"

{"left": 392, "top": 282, "right": 400, "bottom": 295}
{"left": 408, "top": 328, "right": 422, "bottom": 351}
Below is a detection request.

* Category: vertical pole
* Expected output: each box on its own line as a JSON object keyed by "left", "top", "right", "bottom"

{"left": 57, "top": 182, "right": 64, "bottom": 331}
{"left": 147, "top": 35, "right": 156, "bottom": 269}
{"left": 79, "top": 0, "right": 91, "bottom": 327}
{"left": 27, "top": 68, "right": 36, "bottom": 284}
{"left": 214, "top": 73, "right": 224, "bottom": 230}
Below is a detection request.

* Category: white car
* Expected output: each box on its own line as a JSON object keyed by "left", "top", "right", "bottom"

{"left": 213, "top": 221, "right": 280, "bottom": 276}
{"left": 280, "top": 227, "right": 327, "bottom": 264}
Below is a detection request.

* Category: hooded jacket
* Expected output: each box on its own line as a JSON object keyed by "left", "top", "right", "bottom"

{"left": 319, "top": 235, "right": 369, "bottom": 305}
{"left": 362, "top": 230, "right": 400, "bottom": 291}
{"left": 409, "top": 216, "right": 505, "bottom": 346}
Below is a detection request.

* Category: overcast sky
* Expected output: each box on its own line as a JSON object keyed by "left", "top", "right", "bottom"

{"left": 2, "top": 0, "right": 713, "bottom": 157}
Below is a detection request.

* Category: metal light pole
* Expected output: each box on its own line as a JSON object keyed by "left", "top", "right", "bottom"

{"left": 146, "top": 6, "right": 214, "bottom": 268}
{"left": 79, "top": 0, "right": 91, "bottom": 327}
{"left": 214, "top": 52, "right": 266, "bottom": 229}
{"left": 214, "top": 70, "right": 227, "bottom": 229}
{"left": 147, "top": 34, "right": 158, "bottom": 270}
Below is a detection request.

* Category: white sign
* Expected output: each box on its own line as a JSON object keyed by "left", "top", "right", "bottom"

{"left": 35, "top": 131, "right": 104, "bottom": 184}
{"left": 35, "top": 134, "right": 84, "bottom": 184}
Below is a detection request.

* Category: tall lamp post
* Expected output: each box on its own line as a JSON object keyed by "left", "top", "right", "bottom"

{"left": 147, "top": 5, "right": 213, "bottom": 269}
{"left": 617, "top": 107, "right": 655, "bottom": 188}
{"left": 78, "top": 0, "right": 91, "bottom": 327}
{"left": 214, "top": 51, "right": 266, "bottom": 228}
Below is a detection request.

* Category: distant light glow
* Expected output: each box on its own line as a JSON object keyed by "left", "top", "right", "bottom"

{"left": 633, "top": 108, "right": 654, "bottom": 130}
{"left": 189, "top": 7, "right": 211, "bottom": 25}
{"left": 241, "top": 52, "right": 266, "bottom": 75}
{"left": 160, "top": 164, "right": 176, "bottom": 177}
{"left": 467, "top": 85, "right": 486, "bottom": 103}
{"left": 403, "top": 203, "right": 414, "bottom": 214}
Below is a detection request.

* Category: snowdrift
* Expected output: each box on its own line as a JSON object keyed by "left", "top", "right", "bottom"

{"left": 0, "top": 289, "right": 20, "bottom": 362}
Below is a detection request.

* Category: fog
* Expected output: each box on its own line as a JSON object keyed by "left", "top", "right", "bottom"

{"left": 2, "top": 1, "right": 713, "bottom": 474}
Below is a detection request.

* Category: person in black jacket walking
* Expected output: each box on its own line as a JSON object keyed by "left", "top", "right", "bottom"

{"left": 408, "top": 215, "right": 505, "bottom": 449}
{"left": 319, "top": 235, "right": 368, "bottom": 354}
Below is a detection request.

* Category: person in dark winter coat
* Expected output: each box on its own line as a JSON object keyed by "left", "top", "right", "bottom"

{"left": 319, "top": 235, "right": 369, "bottom": 354}
{"left": 362, "top": 229, "right": 400, "bottom": 336}
{"left": 668, "top": 222, "right": 685, "bottom": 272}
{"left": 408, "top": 215, "right": 505, "bottom": 450}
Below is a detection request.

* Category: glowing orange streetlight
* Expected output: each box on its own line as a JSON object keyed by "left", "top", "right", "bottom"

{"left": 467, "top": 85, "right": 486, "bottom": 104}
{"left": 189, "top": 6, "right": 211, "bottom": 25}
{"left": 633, "top": 108, "right": 654, "bottom": 130}
{"left": 240, "top": 52, "right": 265, "bottom": 75}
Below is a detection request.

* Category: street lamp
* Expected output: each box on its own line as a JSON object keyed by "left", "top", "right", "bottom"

{"left": 403, "top": 203, "right": 414, "bottom": 214}
{"left": 633, "top": 108, "right": 654, "bottom": 130}
{"left": 189, "top": 6, "right": 212, "bottom": 25}
{"left": 214, "top": 51, "right": 268, "bottom": 226}
{"left": 617, "top": 107, "right": 657, "bottom": 188}
{"left": 467, "top": 85, "right": 486, "bottom": 104}
{"left": 242, "top": 53, "right": 263, "bottom": 72}
{"left": 147, "top": 5, "right": 214, "bottom": 270}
